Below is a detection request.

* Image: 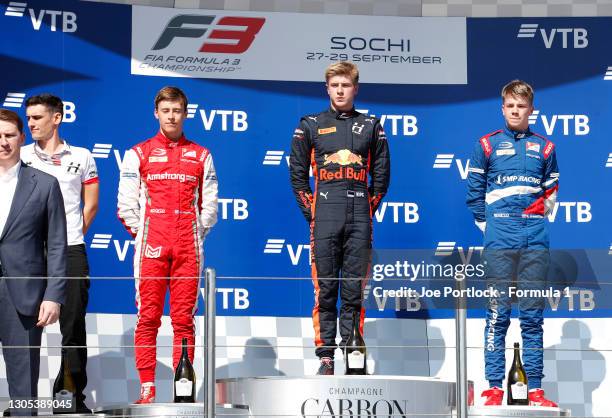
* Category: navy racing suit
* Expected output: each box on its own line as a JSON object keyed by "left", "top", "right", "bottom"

{"left": 290, "top": 108, "right": 390, "bottom": 359}
{"left": 466, "top": 127, "right": 559, "bottom": 389}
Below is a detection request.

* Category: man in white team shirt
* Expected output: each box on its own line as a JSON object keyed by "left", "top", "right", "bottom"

{"left": 22, "top": 94, "right": 99, "bottom": 414}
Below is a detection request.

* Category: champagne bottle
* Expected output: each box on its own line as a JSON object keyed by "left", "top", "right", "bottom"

{"left": 344, "top": 311, "right": 367, "bottom": 375}
{"left": 174, "top": 338, "right": 196, "bottom": 403}
{"left": 507, "top": 342, "right": 528, "bottom": 405}
{"left": 53, "top": 349, "right": 76, "bottom": 413}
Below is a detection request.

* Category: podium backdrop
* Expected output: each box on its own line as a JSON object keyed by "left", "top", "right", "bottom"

{"left": 1, "top": 0, "right": 611, "bottom": 414}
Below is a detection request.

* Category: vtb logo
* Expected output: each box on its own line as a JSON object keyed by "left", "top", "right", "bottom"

{"left": 90, "top": 233, "right": 134, "bottom": 262}
{"left": 435, "top": 241, "right": 483, "bottom": 263}
{"left": 356, "top": 108, "right": 418, "bottom": 136}
{"left": 4, "top": 2, "right": 77, "bottom": 33}
{"left": 433, "top": 154, "right": 470, "bottom": 180}
{"left": 153, "top": 15, "right": 265, "bottom": 53}
{"left": 262, "top": 150, "right": 314, "bottom": 177}
{"left": 264, "top": 239, "right": 310, "bottom": 266}
{"left": 517, "top": 23, "right": 588, "bottom": 49}
{"left": 185, "top": 103, "right": 248, "bottom": 131}
{"left": 528, "top": 110, "right": 589, "bottom": 136}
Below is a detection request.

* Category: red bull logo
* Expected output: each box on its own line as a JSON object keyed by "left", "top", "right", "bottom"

{"left": 323, "top": 149, "right": 363, "bottom": 166}
{"left": 318, "top": 167, "right": 367, "bottom": 182}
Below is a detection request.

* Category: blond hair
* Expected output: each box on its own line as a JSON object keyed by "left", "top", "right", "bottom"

{"left": 325, "top": 61, "right": 359, "bottom": 84}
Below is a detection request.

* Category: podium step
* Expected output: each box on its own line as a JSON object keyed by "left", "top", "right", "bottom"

{"left": 217, "top": 375, "right": 456, "bottom": 418}
{"left": 96, "top": 402, "right": 249, "bottom": 417}
{"left": 467, "top": 406, "right": 570, "bottom": 417}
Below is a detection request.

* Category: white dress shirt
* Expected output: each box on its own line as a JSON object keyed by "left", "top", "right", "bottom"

{"left": 0, "top": 161, "right": 21, "bottom": 236}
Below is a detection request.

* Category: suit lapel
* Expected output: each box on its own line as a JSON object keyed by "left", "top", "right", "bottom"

{"left": 0, "top": 163, "right": 36, "bottom": 241}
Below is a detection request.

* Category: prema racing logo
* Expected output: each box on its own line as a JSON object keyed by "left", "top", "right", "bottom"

{"left": 605, "top": 66, "right": 612, "bottom": 81}
{"left": 140, "top": 15, "right": 265, "bottom": 73}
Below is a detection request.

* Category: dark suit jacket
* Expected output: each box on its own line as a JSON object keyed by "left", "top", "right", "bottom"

{"left": 0, "top": 162, "right": 67, "bottom": 316}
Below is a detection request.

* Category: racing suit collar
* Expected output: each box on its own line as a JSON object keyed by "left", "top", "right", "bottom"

{"left": 328, "top": 106, "right": 358, "bottom": 120}
{"left": 504, "top": 125, "right": 532, "bottom": 140}
{"left": 154, "top": 131, "right": 187, "bottom": 147}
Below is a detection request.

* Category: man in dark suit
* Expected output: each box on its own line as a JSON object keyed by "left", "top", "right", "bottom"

{"left": 0, "top": 109, "right": 67, "bottom": 416}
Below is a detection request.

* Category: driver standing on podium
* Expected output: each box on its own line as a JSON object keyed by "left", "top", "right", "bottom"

{"left": 290, "top": 61, "right": 390, "bottom": 375}
{"left": 466, "top": 80, "right": 558, "bottom": 407}
{"left": 117, "top": 86, "right": 218, "bottom": 403}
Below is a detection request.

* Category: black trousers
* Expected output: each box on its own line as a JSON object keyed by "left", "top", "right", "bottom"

{"left": 0, "top": 277, "right": 43, "bottom": 417}
{"left": 311, "top": 188, "right": 371, "bottom": 359}
{"left": 59, "top": 244, "right": 90, "bottom": 404}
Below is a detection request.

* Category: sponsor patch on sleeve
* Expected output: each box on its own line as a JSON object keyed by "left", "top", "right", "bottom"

{"left": 543, "top": 140, "right": 554, "bottom": 158}
{"left": 480, "top": 137, "right": 492, "bottom": 157}
{"left": 293, "top": 128, "right": 304, "bottom": 139}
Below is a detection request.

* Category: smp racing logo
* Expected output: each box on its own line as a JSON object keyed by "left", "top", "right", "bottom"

{"left": 141, "top": 15, "right": 265, "bottom": 73}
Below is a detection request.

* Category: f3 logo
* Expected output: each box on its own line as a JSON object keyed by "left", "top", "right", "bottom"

{"left": 152, "top": 15, "right": 265, "bottom": 53}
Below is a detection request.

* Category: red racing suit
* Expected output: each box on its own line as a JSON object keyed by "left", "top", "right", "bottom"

{"left": 117, "top": 132, "right": 218, "bottom": 383}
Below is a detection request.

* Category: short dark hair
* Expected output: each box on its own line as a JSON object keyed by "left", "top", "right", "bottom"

{"left": 0, "top": 109, "right": 24, "bottom": 134}
{"left": 25, "top": 93, "right": 64, "bottom": 118}
{"left": 154, "top": 86, "right": 188, "bottom": 111}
